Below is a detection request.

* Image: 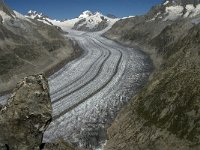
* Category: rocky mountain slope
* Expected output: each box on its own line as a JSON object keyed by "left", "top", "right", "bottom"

{"left": 26, "top": 10, "right": 119, "bottom": 32}
{"left": 0, "top": 1, "right": 74, "bottom": 93}
{"left": 104, "top": 0, "right": 200, "bottom": 149}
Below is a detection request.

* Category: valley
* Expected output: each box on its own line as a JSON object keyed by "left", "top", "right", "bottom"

{"left": 0, "top": 0, "right": 200, "bottom": 150}
{"left": 0, "top": 2, "right": 153, "bottom": 149}
{"left": 43, "top": 29, "right": 152, "bottom": 148}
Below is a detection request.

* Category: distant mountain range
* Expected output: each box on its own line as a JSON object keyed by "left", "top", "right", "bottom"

{"left": 25, "top": 10, "right": 119, "bottom": 32}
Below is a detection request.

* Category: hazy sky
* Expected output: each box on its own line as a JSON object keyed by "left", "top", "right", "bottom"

{"left": 5, "top": 0, "right": 163, "bottom": 19}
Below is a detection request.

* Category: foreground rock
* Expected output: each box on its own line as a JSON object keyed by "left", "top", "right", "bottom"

{"left": 43, "top": 140, "right": 84, "bottom": 150}
{"left": 0, "top": 74, "right": 52, "bottom": 150}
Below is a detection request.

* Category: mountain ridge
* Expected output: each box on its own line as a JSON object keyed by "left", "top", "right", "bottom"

{"left": 146, "top": 0, "right": 200, "bottom": 21}
{"left": 104, "top": 0, "right": 200, "bottom": 149}
{"left": 25, "top": 10, "right": 119, "bottom": 32}
{"left": 0, "top": 1, "right": 75, "bottom": 93}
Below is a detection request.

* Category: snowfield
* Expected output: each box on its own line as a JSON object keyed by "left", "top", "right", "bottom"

{"left": 0, "top": 10, "right": 11, "bottom": 22}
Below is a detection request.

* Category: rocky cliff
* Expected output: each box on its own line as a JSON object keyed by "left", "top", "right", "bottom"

{"left": 104, "top": 0, "right": 200, "bottom": 149}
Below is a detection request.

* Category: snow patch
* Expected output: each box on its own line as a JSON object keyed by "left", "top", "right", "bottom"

{"left": 13, "top": 10, "right": 32, "bottom": 22}
{"left": 163, "top": 1, "right": 169, "bottom": 6}
{"left": 79, "top": 10, "right": 93, "bottom": 18}
{"left": 183, "top": 4, "right": 200, "bottom": 18}
{"left": 147, "top": 12, "right": 161, "bottom": 22}
{"left": 50, "top": 18, "right": 80, "bottom": 31}
{"left": 14, "top": 10, "right": 25, "bottom": 19}
{"left": 162, "top": 3, "right": 200, "bottom": 21}
{"left": 121, "top": 16, "right": 135, "bottom": 19}
{"left": 184, "top": 4, "right": 195, "bottom": 17}
{"left": 164, "top": 6, "right": 184, "bottom": 21}
{"left": 37, "top": 19, "right": 52, "bottom": 25}
{"left": 0, "top": 10, "right": 11, "bottom": 22}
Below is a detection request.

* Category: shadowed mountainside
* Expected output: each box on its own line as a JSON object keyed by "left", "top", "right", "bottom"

{"left": 0, "top": 1, "right": 75, "bottom": 93}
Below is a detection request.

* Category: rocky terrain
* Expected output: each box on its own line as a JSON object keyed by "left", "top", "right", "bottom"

{"left": 0, "top": 1, "right": 74, "bottom": 93}
{"left": 0, "top": 74, "right": 52, "bottom": 149}
{"left": 104, "top": 0, "right": 200, "bottom": 149}
{"left": 1, "top": 0, "right": 200, "bottom": 149}
{"left": 0, "top": 74, "right": 82, "bottom": 150}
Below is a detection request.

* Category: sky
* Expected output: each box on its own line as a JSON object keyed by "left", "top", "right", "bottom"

{"left": 5, "top": 0, "right": 163, "bottom": 20}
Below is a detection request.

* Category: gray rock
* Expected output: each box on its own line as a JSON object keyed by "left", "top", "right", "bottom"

{"left": 0, "top": 74, "right": 52, "bottom": 150}
{"left": 43, "top": 141, "right": 79, "bottom": 150}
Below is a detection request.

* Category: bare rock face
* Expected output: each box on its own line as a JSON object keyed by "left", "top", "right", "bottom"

{"left": 43, "top": 141, "right": 80, "bottom": 150}
{"left": 0, "top": 74, "right": 52, "bottom": 150}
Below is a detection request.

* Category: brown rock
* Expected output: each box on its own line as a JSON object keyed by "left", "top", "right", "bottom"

{"left": 0, "top": 74, "right": 52, "bottom": 150}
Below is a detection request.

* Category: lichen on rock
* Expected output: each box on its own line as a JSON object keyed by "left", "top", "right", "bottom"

{"left": 0, "top": 74, "right": 52, "bottom": 150}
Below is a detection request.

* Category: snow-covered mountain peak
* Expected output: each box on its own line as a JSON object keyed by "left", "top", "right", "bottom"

{"left": 94, "top": 11, "right": 103, "bottom": 16}
{"left": 28, "top": 10, "right": 37, "bottom": 14}
{"left": 26, "top": 10, "right": 54, "bottom": 25}
{"left": 25, "top": 9, "right": 118, "bottom": 32}
{"left": 163, "top": 0, "right": 170, "bottom": 5}
{"left": 60, "top": 10, "right": 119, "bottom": 32}
{"left": 27, "top": 10, "right": 46, "bottom": 19}
{"left": 28, "top": 10, "right": 41, "bottom": 16}
{"left": 78, "top": 10, "right": 105, "bottom": 19}
{"left": 79, "top": 10, "right": 93, "bottom": 18}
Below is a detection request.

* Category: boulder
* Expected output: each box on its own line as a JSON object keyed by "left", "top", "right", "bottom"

{"left": 0, "top": 74, "right": 52, "bottom": 150}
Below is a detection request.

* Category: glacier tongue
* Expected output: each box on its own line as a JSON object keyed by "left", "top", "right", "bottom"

{"left": 42, "top": 27, "right": 153, "bottom": 149}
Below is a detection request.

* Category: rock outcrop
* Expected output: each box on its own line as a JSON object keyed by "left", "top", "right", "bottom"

{"left": 43, "top": 140, "right": 82, "bottom": 150}
{"left": 0, "top": 74, "right": 52, "bottom": 150}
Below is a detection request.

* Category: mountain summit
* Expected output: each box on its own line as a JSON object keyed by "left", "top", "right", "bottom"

{"left": 26, "top": 10, "right": 119, "bottom": 32}
{"left": 72, "top": 10, "right": 117, "bottom": 31}
{"left": 79, "top": 10, "right": 93, "bottom": 18}
{"left": 26, "top": 10, "right": 53, "bottom": 25}
{"left": 146, "top": 0, "right": 200, "bottom": 21}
